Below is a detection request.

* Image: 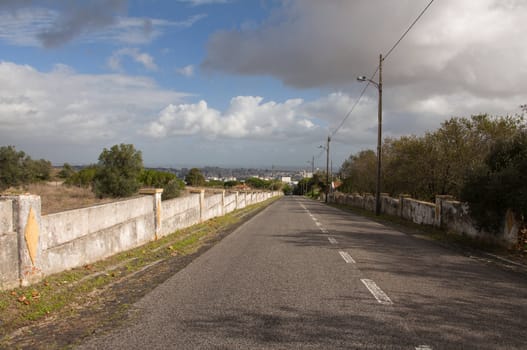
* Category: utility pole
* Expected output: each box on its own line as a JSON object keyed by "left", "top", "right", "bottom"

{"left": 325, "top": 135, "right": 330, "bottom": 203}
{"left": 310, "top": 155, "right": 315, "bottom": 198}
{"left": 375, "top": 53, "right": 383, "bottom": 216}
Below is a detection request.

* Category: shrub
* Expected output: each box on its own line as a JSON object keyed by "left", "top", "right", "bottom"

{"left": 93, "top": 144, "right": 143, "bottom": 198}
{"left": 139, "top": 169, "right": 185, "bottom": 200}
{"left": 461, "top": 131, "right": 527, "bottom": 232}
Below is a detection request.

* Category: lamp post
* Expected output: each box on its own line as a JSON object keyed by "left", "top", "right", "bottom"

{"left": 358, "top": 53, "right": 383, "bottom": 216}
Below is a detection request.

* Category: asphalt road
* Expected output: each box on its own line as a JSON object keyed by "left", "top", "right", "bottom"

{"left": 79, "top": 197, "right": 527, "bottom": 349}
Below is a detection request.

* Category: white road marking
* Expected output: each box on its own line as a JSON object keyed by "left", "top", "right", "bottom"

{"left": 339, "top": 251, "right": 355, "bottom": 264}
{"left": 415, "top": 346, "right": 432, "bottom": 350}
{"left": 315, "top": 222, "right": 322, "bottom": 226}
{"left": 361, "top": 279, "right": 393, "bottom": 305}
{"left": 320, "top": 228, "right": 328, "bottom": 234}
{"left": 328, "top": 237, "right": 338, "bottom": 244}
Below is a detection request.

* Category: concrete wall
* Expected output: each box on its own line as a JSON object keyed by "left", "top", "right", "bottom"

{"left": 0, "top": 189, "right": 281, "bottom": 290}
{"left": 224, "top": 193, "right": 237, "bottom": 214}
{"left": 331, "top": 192, "right": 519, "bottom": 246}
{"left": 41, "top": 196, "right": 155, "bottom": 276}
{"left": 0, "top": 199, "right": 18, "bottom": 290}
{"left": 203, "top": 193, "right": 223, "bottom": 221}
{"left": 400, "top": 197, "right": 435, "bottom": 226}
{"left": 161, "top": 194, "right": 201, "bottom": 236}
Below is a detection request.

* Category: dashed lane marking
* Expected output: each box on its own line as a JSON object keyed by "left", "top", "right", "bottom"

{"left": 328, "top": 237, "right": 338, "bottom": 244}
{"left": 361, "top": 279, "right": 393, "bottom": 305}
{"left": 339, "top": 251, "right": 355, "bottom": 264}
{"left": 415, "top": 346, "right": 432, "bottom": 350}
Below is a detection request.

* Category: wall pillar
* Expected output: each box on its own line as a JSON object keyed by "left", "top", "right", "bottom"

{"left": 217, "top": 190, "right": 225, "bottom": 216}
{"left": 194, "top": 190, "right": 205, "bottom": 222}
{"left": 0, "top": 199, "right": 18, "bottom": 289}
{"left": 7, "top": 195, "right": 43, "bottom": 287}
{"left": 235, "top": 191, "right": 239, "bottom": 210}
{"left": 139, "top": 188, "right": 164, "bottom": 240}
{"left": 398, "top": 194, "right": 411, "bottom": 218}
{"left": 435, "top": 195, "right": 453, "bottom": 228}
{"left": 380, "top": 193, "right": 390, "bottom": 214}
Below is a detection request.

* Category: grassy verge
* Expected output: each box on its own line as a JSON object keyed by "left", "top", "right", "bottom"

{"left": 0, "top": 197, "right": 279, "bottom": 345}
{"left": 329, "top": 203, "right": 522, "bottom": 258}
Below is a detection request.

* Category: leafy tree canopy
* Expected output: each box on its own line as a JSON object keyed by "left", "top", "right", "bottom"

{"left": 0, "top": 145, "right": 52, "bottom": 190}
{"left": 339, "top": 114, "right": 525, "bottom": 201}
{"left": 185, "top": 168, "right": 205, "bottom": 186}
{"left": 461, "top": 130, "right": 527, "bottom": 232}
{"left": 93, "top": 144, "right": 143, "bottom": 198}
{"left": 139, "top": 169, "right": 185, "bottom": 200}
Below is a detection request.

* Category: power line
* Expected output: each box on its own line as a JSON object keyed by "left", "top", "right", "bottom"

{"left": 331, "top": 65, "right": 379, "bottom": 137}
{"left": 329, "top": 0, "right": 435, "bottom": 138}
{"left": 383, "top": 0, "right": 436, "bottom": 60}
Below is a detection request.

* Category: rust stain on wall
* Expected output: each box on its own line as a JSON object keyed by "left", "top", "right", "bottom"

{"left": 24, "top": 207, "right": 40, "bottom": 265}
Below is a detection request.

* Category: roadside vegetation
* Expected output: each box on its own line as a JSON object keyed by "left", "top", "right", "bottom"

{"left": 0, "top": 146, "right": 53, "bottom": 191}
{"left": 1, "top": 144, "right": 290, "bottom": 209}
{"left": 337, "top": 111, "right": 527, "bottom": 239}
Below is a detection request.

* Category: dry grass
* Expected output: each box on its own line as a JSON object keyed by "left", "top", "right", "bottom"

{"left": 2, "top": 183, "right": 116, "bottom": 215}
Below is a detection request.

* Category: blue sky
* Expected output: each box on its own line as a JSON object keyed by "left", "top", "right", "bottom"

{"left": 1, "top": 0, "right": 526, "bottom": 169}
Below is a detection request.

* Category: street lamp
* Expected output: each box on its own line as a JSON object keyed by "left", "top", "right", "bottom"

{"left": 357, "top": 54, "right": 383, "bottom": 216}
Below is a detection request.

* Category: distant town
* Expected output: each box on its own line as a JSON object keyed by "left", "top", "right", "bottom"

{"left": 153, "top": 166, "right": 320, "bottom": 185}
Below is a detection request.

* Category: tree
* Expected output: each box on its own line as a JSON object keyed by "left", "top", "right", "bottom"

{"left": 65, "top": 165, "right": 97, "bottom": 188}
{"left": 339, "top": 114, "right": 525, "bottom": 201}
{"left": 282, "top": 183, "right": 293, "bottom": 195}
{"left": 58, "top": 163, "right": 75, "bottom": 179}
{"left": 245, "top": 177, "right": 268, "bottom": 189}
{"left": 93, "top": 144, "right": 143, "bottom": 198}
{"left": 25, "top": 158, "right": 52, "bottom": 182}
{"left": 224, "top": 180, "right": 240, "bottom": 188}
{"left": 0, "top": 146, "right": 27, "bottom": 190}
{"left": 185, "top": 168, "right": 205, "bottom": 186}
{"left": 339, "top": 150, "right": 376, "bottom": 194}
{"left": 461, "top": 131, "right": 527, "bottom": 233}
{"left": 139, "top": 169, "right": 185, "bottom": 200}
{"left": 0, "top": 146, "right": 52, "bottom": 190}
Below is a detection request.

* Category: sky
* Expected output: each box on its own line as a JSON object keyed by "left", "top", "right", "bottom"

{"left": 1, "top": 0, "right": 526, "bottom": 169}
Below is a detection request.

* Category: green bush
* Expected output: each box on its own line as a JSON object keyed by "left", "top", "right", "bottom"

{"left": 161, "top": 179, "right": 185, "bottom": 200}
{"left": 93, "top": 144, "right": 143, "bottom": 198}
{"left": 58, "top": 163, "right": 75, "bottom": 179}
{"left": 185, "top": 168, "right": 205, "bottom": 186}
{"left": 0, "top": 146, "right": 52, "bottom": 190}
{"left": 65, "top": 166, "right": 97, "bottom": 188}
{"left": 139, "top": 169, "right": 185, "bottom": 200}
{"left": 461, "top": 131, "right": 527, "bottom": 232}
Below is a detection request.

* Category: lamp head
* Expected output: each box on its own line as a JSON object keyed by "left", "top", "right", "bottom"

{"left": 357, "top": 76, "right": 368, "bottom": 82}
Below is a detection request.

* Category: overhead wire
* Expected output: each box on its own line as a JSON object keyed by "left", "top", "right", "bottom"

{"left": 328, "top": 0, "right": 436, "bottom": 139}
{"left": 383, "top": 0, "right": 436, "bottom": 61}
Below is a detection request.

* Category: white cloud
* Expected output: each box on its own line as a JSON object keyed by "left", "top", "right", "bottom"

{"left": 0, "top": 61, "right": 187, "bottom": 147}
{"left": 176, "top": 65, "right": 195, "bottom": 77}
{"left": 144, "top": 96, "right": 315, "bottom": 140}
{"left": 202, "top": 0, "right": 527, "bottom": 130}
{"left": 108, "top": 48, "right": 157, "bottom": 71}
